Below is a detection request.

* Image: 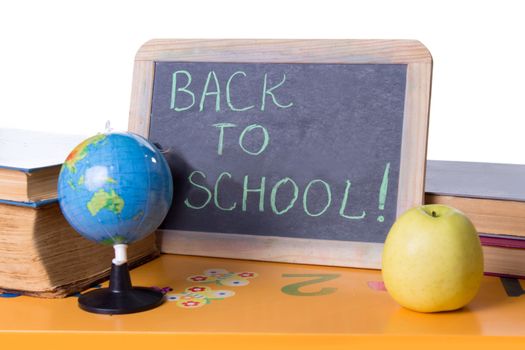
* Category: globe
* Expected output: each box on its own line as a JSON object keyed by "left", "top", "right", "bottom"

{"left": 57, "top": 132, "right": 173, "bottom": 245}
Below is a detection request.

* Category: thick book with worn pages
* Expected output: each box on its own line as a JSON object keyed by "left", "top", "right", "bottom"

{"left": 426, "top": 160, "right": 525, "bottom": 238}
{"left": 0, "top": 200, "right": 159, "bottom": 297}
{"left": 481, "top": 236, "right": 525, "bottom": 277}
{"left": 0, "top": 165, "right": 61, "bottom": 203}
{"left": 0, "top": 129, "right": 86, "bottom": 203}
{"left": 482, "top": 244, "right": 525, "bottom": 278}
{"left": 426, "top": 160, "right": 525, "bottom": 278}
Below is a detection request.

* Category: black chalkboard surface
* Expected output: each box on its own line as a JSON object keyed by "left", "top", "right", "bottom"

{"left": 149, "top": 62, "right": 405, "bottom": 243}
{"left": 129, "top": 39, "right": 432, "bottom": 268}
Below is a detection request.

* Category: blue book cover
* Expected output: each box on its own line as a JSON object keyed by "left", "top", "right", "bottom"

{"left": 0, "top": 198, "right": 58, "bottom": 208}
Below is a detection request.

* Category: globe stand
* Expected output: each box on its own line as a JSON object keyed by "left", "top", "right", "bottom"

{"left": 78, "top": 245, "right": 164, "bottom": 314}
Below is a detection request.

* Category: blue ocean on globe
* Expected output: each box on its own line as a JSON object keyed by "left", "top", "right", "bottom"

{"left": 57, "top": 132, "right": 173, "bottom": 245}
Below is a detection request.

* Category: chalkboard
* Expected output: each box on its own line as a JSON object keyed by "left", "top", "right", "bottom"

{"left": 129, "top": 39, "right": 432, "bottom": 268}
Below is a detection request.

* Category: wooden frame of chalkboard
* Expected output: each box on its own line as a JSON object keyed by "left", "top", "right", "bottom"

{"left": 129, "top": 39, "right": 432, "bottom": 269}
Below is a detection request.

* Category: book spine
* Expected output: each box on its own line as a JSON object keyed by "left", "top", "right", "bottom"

{"left": 479, "top": 235, "right": 525, "bottom": 249}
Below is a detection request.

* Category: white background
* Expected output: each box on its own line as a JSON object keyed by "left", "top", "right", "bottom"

{"left": 0, "top": 0, "right": 523, "bottom": 164}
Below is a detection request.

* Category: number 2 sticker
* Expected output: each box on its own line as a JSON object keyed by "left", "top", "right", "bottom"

{"left": 281, "top": 274, "right": 341, "bottom": 296}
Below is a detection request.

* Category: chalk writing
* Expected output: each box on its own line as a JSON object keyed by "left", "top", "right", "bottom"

{"left": 150, "top": 62, "right": 407, "bottom": 242}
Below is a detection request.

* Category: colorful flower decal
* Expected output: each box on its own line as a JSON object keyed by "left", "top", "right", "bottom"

{"left": 238, "top": 272, "right": 256, "bottom": 278}
{"left": 187, "top": 268, "right": 258, "bottom": 287}
{"left": 367, "top": 281, "right": 387, "bottom": 292}
{"left": 181, "top": 300, "right": 203, "bottom": 308}
{"left": 188, "top": 275, "right": 208, "bottom": 282}
{"left": 151, "top": 286, "right": 173, "bottom": 294}
{"left": 166, "top": 285, "right": 235, "bottom": 309}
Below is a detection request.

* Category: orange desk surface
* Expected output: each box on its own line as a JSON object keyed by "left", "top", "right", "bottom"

{"left": 1, "top": 254, "right": 525, "bottom": 349}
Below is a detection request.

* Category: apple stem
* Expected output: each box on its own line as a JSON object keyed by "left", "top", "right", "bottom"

{"left": 432, "top": 211, "right": 438, "bottom": 218}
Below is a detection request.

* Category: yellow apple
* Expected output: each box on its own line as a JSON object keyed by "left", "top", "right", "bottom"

{"left": 382, "top": 204, "right": 483, "bottom": 313}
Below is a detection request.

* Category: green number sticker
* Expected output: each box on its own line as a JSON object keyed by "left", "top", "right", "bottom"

{"left": 281, "top": 274, "right": 341, "bottom": 296}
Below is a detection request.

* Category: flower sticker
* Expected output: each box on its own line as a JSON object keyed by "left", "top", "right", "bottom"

{"left": 151, "top": 286, "right": 173, "bottom": 294}
{"left": 188, "top": 275, "right": 211, "bottom": 282}
{"left": 168, "top": 268, "right": 258, "bottom": 309}
{"left": 166, "top": 285, "right": 236, "bottom": 309}
{"left": 204, "top": 268, "right": 229, "bottom": 277}
{"left": 187, "top": 268, "right": 258, "bottom": 287}
{"left": 208, "top": 290, "right": 235, "bottom": 299}
{"left": 181, "top": 300, "right": 203, "bottom": 308}
{"left": 238, "top": 272, "right": 256, "bottom": 278}
{"left": 220, "top": 278, "right": 250, "bottom": 287}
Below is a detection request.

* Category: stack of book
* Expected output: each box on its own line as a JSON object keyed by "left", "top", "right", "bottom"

{"left": 0, "top": 129, "right": 159, "bottom": 297}
{"left": 426, "top": 160, "right": 525, "bottom": 279}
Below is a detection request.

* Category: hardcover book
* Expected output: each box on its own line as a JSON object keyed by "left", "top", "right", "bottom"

{"left": 426, "top": 160, "right": 525, "bottom": 278}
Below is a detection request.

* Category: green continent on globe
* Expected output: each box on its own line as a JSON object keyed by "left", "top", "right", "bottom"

{"left": 63, "top": 134, "right": 106, "bottom": 174}
{"left": 87, "top": 189, "right": 124, "bottom": 216}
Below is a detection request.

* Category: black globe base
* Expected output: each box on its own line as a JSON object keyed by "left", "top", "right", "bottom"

{"left": 78, "top": 263, "right": 164, "bottom": 315}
